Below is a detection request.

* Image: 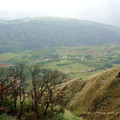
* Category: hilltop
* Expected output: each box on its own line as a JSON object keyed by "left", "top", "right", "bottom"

{"left": 55, "top": 65, "right": 120, "bottom": 120}
{"left": 0, "top": 17, "right": 120, "bottom": 53}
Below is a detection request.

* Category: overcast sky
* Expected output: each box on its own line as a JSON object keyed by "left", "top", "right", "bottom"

{"left": 0, "top": 0, "right": 120, "bottom": 27}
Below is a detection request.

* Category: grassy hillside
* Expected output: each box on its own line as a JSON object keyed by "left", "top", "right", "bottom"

{"left": 0, "top": 17, "right": 120, "bottom": 53}
{"left": 54, "top": 78, "right": 87, "bottom": 107}
{"left": 55, "top": 65, "right": 120, "bottom": 120}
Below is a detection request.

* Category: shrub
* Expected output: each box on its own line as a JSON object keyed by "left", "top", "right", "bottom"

{"left": 0, "top": 114, "right": 14, "bottom": 120}
{"left": 21, "top": 111, "right": 37, "bottom": 120}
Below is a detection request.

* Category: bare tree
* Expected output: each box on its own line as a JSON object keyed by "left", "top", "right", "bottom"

{"left": 41, "top": 69, "right": 66, "bottom": 116}
{"left": 0, "top": 67, "right": 18, "bottom": 113}
{"left": 30, "top": 65, "right": 66, "bottom": 118}
{"left": 8, "top": 66, "right": 20, "bottom": 110}
{"left": 0, "top": 64, "right": 67, "bottom": 119}
{"left": 30, "top": 65, "right": 42, "bottom": 116}
{"left": 8, "top": 64, "right": 27, "bottom": 117}
{"left": 0, "top": 67, "right": 9, "bottom": 100}
{"left": 17, "top": 64, "right": 27, "bottom": 116}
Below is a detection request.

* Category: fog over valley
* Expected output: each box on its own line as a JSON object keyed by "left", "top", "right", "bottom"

{"left": 0, "top": 0, "right": 120, "bottom": 27}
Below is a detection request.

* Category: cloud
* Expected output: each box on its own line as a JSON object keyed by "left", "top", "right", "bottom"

{"left": 0, "top": 0, "right": 120, "bottom": 26}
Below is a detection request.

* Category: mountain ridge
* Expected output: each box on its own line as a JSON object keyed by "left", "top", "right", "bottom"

{"left": 0, "top": 17, "right": 120, "bottom": 53}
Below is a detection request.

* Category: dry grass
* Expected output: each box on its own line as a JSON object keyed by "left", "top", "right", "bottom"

{"left": 55, "top": 65, "right": 120, "bottom": 120}
{"left": 54, "top": 78, "right": 86, "bottom": 107}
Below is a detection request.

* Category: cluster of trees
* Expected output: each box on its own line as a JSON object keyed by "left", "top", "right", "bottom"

{"left": 0, "top": 64, "right": 66, "bottom": 120}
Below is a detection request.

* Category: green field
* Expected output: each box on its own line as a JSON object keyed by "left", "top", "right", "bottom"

{"left": 0, "top": 44, "right": 120, "bottom": 79}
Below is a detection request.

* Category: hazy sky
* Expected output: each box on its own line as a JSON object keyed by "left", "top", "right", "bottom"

{"left": 0, "top": 0, "right": 120, "bottom": 26}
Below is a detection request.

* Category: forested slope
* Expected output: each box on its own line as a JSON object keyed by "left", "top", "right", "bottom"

{"left": 0, "top": 17, "right": 120, "bottom": 53}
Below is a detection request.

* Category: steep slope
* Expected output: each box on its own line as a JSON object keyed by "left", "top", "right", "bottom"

{"left": 55, "top": 66, "right": 120, "bottom": 120}
{"left": 54, "top": 78, "right": 86, "bottom": 107}
{"left": 0, "top": 17, "right": 120, "bottom": 53}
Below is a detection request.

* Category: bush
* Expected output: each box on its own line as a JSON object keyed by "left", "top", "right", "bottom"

{"left": 46, "top": 113, "right": 64, "bottom": 120}
{"left": 0, "top": 114, "right": 14, "bottom": 120}
{"left": 21, "top": 111, "right": 37, "bottom": 120}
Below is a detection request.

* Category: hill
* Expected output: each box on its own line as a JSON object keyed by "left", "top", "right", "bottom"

{"left": 55, "top": 65, "right": 120, "bottom": 120}
{"left": 0, "top": 17, "right": 120, "bottom": 53}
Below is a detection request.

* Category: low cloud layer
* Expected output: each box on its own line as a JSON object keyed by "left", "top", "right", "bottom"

{"left": 0, "top": 0, "right": 120, "bottom": 27}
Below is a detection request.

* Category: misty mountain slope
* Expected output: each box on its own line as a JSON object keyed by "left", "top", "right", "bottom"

{"left": 0, "top": 17, "right": 120, "bottom": 53}
{"left": 55, "top": 65, "right": 120, "bottom": 120}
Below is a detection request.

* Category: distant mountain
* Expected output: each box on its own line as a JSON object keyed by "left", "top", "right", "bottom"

{"left": 0, "top": 17, "right": 120, "bottom": 53}
{"left": 55, "top": 65, "right": 120, "bottom": 120}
